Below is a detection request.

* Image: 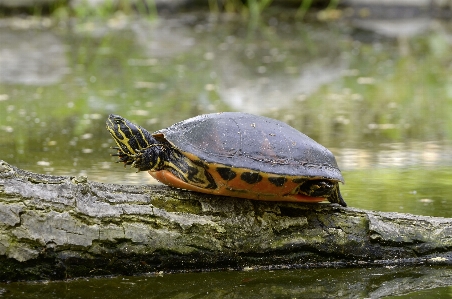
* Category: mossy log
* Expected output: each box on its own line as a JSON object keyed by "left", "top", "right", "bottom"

{"left": 0, "top": 160, "right": 451, "bottom": 281}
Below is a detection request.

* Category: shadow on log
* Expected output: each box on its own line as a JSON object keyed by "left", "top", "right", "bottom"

{"left": 0, "top": 160, "right": 451, "bottom": 281}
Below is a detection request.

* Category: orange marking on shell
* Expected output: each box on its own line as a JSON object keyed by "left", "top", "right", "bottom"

{"left": 149, "top": 170, "right": 327, "bottom": 203}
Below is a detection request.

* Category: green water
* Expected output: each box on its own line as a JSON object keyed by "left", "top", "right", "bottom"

{"left": 2, "top": 267, "right": 452, "bottom": 298}
{"left": 1, "top": 11, "right": 452, "bottom": 297}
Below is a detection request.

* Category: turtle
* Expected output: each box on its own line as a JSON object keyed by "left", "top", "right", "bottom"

{"left": 106, "top": 112, "right": 346, "bottom": 207}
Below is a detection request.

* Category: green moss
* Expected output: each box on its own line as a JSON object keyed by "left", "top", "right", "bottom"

{"left": 151, "top": 195, "right": 202, "bottom": 214}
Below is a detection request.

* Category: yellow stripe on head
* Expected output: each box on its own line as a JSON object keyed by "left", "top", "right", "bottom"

{"left": 106, "top": 114, "right": 155, "bottom": 156}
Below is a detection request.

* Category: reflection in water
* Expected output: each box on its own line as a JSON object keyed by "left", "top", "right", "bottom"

{"left": 352, "top": 19, "right": 431, "bottom": 38}
{"left": 2, "top": 266, "right": 452, "bottom": 298}
{"left": 218, "top": 57, "right": 347, "bottom": 115}
{"left": 0, "top": 29, "right": 67, "bottom": 85}
{"left": 339, "top": 141, "right": 449, "bottom": 170}
{"left": 131, "top": 19, "right": 195, "bottom": 58}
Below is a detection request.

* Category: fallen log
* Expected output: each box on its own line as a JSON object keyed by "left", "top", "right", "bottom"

{"left": 0, "top": 160, "right": 451, "bottom": 281}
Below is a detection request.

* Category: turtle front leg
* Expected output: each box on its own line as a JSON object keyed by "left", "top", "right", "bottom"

{"left": 111, "top": 147, "right": 134, "bottom": 167}
{"left": 130, "top": 144, "right": 167, "bottom": 172}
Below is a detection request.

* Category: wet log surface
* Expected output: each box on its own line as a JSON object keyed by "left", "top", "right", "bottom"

{"left": 0, "top": 160, "right": 451, "bottom": 282}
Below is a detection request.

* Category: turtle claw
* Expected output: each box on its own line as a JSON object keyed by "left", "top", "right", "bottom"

{"left": 108, "top": 140, "right": 160, "bottom": 173}
{"left": 110, "top": 146, "right": 136, "bottom": 168}
{"left": 127, "top": 149, "right": 147, "bottom": 171}
{"left": 130, "top": 160, "right": 142, "bottom": 172}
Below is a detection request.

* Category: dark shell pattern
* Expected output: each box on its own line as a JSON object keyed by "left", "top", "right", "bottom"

{"left": 154, "top": 112, "right": 344, "bottom": 182}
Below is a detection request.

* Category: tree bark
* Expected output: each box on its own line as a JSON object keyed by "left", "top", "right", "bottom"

{"left": 0, "top": 160, "right": 451, "bottom": 281}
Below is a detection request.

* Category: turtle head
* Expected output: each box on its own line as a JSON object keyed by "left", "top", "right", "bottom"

{"left": 106, "top": 114, "right": 166, "bottom": 171}
{"left": 106, "top": 114, "right": 156, "bottom": 157}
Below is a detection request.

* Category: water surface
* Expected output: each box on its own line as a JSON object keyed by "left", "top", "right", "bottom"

{"left": 3, "top": 267, "right": 452, "bottom": 299}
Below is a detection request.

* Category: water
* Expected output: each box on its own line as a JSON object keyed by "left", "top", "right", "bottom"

{"left": 2, "top": 267, "right": 452, "bottom": 298}
{"left": 1, "top": 10, "right": 452, "bottom": 298}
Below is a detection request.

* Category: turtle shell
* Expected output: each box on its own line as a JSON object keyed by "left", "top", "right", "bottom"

{"left": 153, "top": 112, "right": 343, "bottom": 182}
